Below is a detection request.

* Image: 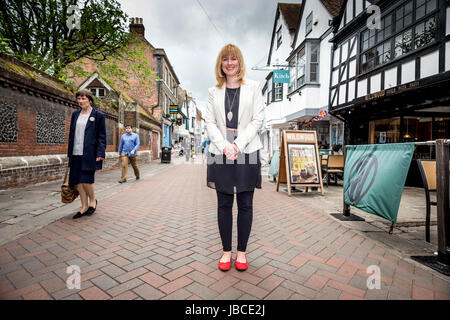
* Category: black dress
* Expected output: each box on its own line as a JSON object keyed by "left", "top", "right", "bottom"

{"left": 207, "top": 87, "right": 261, "bottom": 195}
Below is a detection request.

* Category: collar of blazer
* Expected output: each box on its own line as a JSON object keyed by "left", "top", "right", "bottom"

{"left": 216, "top": 80, "right": 250, "bottom": 126}
{"left": 73, "top": 107, "right": 97, "bottom": 131}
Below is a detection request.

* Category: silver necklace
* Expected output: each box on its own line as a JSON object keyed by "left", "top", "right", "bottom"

{"left": 226, "top": 88, "right": 239, "bottom": 122}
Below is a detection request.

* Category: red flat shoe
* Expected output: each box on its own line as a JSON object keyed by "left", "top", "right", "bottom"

{"left": 218, "top": 254, "right": 232, "bottom": 271}
{"left": 235, "top": 256, "right": 248, "bottom": 271}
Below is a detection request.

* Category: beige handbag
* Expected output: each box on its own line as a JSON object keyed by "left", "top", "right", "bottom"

{"left": 61, "top": 167, "right": 79, "bottom": 203}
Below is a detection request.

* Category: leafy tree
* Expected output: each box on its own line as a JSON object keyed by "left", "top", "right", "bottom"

{"left": 0, "top": 0, "right": 156, "bottom": 93}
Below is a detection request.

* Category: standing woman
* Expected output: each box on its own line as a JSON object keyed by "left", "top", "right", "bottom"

{"left": 205, "top": 44, "right": 264, "bottom": 271}
{"left": 67, "top": 89, "right": 106, "bottom": 219}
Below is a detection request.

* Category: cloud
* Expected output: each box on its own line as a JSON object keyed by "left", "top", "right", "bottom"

{"left": 117, "top": 0, "right": 300, "bottom": 106}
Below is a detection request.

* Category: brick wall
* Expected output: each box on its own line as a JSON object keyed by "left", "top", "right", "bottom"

{"left": 0, "top": 151, "right": 152, "bottom": 190}
{"left": 0, "top": 54, "right": 155, "bottom": 189}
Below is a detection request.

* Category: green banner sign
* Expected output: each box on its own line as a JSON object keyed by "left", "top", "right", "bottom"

{"left": 273, "top": 70, "right": 290, "bottom": 83}
{"left": 344, "top": 143, "right": 415, "bottom": 222}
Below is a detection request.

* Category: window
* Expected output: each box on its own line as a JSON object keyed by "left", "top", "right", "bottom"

{"left": 376, "top": 14, "right": 393, "bottom": 43}
{"left": 305, "top": 12, "right": 313, "bottom": 36}
{"left": 361, "top": 41, "right": 391, "bottom": 73}
{"left": 296, "top": 48, "right": 306, "bottom": 87}
{"left": 394, "top": 28, "right": 413, "bottom": 58}
{"left": 359, "top": 0, "right": 438, "bottom": 74}
{"left": 288, "top": 59, "right": 296, "bottom": 93}
{"left": 89, "top": 88, "right": 105, "bottom": 97}
{"left": 274, "top": 83, "right": 283, "bottom": 101}
{"left": 395, "top": 1, "right": 413, "bottom": 32}
{"left": 416, "top": 0, "right": 437, "bottom": 20}
{"left": 164, "top": 95, "right": 169, "bottom": 115}
{"left": 309, "top": 42, "right": 319, "bottom": 82}
{"left": 287, "top": 40, "right": 320, "bottom": 92}
{"left": 362, "top": 29, "right": 376, "bottom": 51}
{"left": 276, "top": 26, "right": 282, "bottom": 48}
{"left": 414, "top": 16, "right": 437, "bottom": 49}
{"left": 267, "top": 79, "right": 273, "bottom": 103}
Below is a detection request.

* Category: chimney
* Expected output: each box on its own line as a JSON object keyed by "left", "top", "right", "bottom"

{"left": 129, "top": 17, "right": 145, "bottom": 38}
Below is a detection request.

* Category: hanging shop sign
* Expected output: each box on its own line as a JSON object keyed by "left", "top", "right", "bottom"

{"left": 276, "top": 130, "right": 324, "bottom": 196}
{"left": 273, "top": 70, "right": 290, "bottom": 83}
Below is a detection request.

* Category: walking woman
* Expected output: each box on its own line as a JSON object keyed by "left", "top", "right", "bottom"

{"left": 205, "top": 44, "right": 264, "bottom": 271}
{"left": 67, "top": 89, "right": 106, "bottom": 219}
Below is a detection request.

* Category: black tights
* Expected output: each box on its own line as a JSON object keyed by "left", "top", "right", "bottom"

{"left": 216, "top": 190, "right": 254, "bottom": 252}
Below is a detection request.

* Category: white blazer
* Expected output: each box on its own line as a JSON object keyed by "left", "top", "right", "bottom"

{"left": 205, "top": 79, "right": 265, "bottom": 155}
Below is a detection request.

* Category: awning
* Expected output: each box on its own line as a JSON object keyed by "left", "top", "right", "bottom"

{"left": 285, "top": 107, "right": 324, "bottom": 122}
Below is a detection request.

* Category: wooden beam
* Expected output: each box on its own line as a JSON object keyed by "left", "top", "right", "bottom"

{"left": 435, "top": 139, "right": 450, "bottom": 265}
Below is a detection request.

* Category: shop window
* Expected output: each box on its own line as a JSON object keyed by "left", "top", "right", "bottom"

{"left": 369, "top": 118, "right": 400, "bottom": 144}
{"left": 435, "top": 117, "right": 450, "bottom": 139}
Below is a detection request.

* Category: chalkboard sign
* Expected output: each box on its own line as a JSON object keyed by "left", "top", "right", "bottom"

{"left": 276, "top": 130, "right": 324, "bottom": 196}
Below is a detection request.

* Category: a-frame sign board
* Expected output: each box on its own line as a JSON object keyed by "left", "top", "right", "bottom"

{"left": 276, "top": 130, "right": 324, "bottom": 196}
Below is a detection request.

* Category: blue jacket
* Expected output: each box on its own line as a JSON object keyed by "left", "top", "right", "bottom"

{"left": 67, "top": 108, "right": 106, "bottom": 171}
{"left": 119, "top": 132, "right": 140, "bottom": 157}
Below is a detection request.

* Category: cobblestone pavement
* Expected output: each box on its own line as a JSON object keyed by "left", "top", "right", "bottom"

{"left": 0, "top": 159, "right": 449, "bottom": 300}
{"left": 0, "top": 157, "right": 179, "bottom": 246}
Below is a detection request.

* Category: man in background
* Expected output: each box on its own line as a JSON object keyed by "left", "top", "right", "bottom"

{"left": 118, "top": 125, "right": 140, "bottom": 183}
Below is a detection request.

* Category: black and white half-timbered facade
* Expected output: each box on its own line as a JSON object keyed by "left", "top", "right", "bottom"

{"left": 329, "top": 0, "right": 450, "bottom": 184}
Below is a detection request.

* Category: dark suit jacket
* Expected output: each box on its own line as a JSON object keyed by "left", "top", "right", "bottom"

{"left": 67, "top": 107, "right": 106, "bottom": 171}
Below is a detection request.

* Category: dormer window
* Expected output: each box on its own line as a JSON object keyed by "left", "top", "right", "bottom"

{"left": 90, "top": 87, "right": 105, "bottom": 97}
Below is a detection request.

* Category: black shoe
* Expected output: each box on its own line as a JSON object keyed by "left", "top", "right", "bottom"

{"left": 86, "top": 199, "right": 98, "bottom": 216}
{"left": 118, "top": 179, "right": 127, "bottom": 183}
{"left": 136, "top": 176, "right": 140, "bottom": 180}
{"left": 73, "top": 211, "right": 86, "bottom": 219}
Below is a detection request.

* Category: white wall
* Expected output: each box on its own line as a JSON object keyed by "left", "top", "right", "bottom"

{"left": 420, "top": 50, "right": 439, "bottom": 79}
{"left": 295, "top": 0, "right": 332, "bottom": 47}
{"left": 446, "top": 42, "right": 450, "bottom": 72}
{"left": 401, "top": 60, "right": 416, "bottom": 84}
{"left": 384, "top": 67, "right": 397, "bottom": 89}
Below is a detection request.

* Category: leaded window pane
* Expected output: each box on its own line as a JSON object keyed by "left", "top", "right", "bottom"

{"left": 416, "top": 2, "right": 426, "bottom": 19}
{"left": 427, "top": 0, "right": 437, "bottom": 13}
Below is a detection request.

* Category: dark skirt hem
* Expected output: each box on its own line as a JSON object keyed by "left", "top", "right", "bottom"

{"left": 69, "top": 155, "right": 95, "bottom": 185}
{"left": 206, "top": 151, "right": 261, "bottom": 195}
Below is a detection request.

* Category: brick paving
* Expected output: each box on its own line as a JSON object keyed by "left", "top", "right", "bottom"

{"left": 0, "top": 161, "right": 449, "bottom": 300}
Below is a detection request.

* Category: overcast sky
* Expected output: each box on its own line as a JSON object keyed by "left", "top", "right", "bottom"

{"left": 116, "top": 0, "right": 300, "bottom": 112}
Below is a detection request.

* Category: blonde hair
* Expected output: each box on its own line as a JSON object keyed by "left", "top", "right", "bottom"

{"left": 214, "top": 44, "right": 246, "bottom": 88}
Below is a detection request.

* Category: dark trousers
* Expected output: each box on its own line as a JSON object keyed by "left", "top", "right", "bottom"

{"left": 216, "top": 190, "right": 254, "bottom": 252}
